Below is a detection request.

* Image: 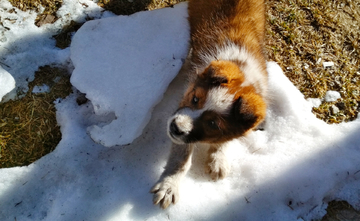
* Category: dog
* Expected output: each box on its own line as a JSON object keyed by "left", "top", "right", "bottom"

{"left": 151, "top": 0, "right": 267, "bottom": 209}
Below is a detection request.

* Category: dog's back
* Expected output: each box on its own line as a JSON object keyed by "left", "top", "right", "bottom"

{"left": 188, "top": 0, "right": 266, "bottom": 71}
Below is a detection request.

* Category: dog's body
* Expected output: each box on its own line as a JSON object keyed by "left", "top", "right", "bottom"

{"left": 151, "top": 0, "right": 267, "bottom": 209}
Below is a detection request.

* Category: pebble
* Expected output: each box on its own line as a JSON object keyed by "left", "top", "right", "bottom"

{"left": 330, "top": 105, "right": 339, "bottom": 115}
{"left": 336, "top": 102, "right": 346, "bottom": 110}
{"left": 323, "top": 61, "right": 334, "bottom": 68}
{"left": 316, "top": 58, "right": 322, "bottom": 64}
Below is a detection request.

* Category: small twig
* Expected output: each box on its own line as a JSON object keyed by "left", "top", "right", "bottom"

{"left": 0, "top": 61, "right": 10, "bottom": 68}
{"left": 251, "top": 148, "right": 261, "bottom": 154}
{"left": 288, "top": 200, "right": 294, "bottom": 210}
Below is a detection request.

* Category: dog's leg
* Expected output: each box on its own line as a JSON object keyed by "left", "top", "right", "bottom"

{"left": 151, "top": 143, "right": 194, "bottom": 209}
{"left": 205, "top": 143, "right": 230, "bottom": 181}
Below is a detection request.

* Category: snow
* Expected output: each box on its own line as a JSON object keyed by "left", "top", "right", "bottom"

{"left": 32, "top": 84, "right": 50, "bottom": 94}
{"left": 0, "top": 65, "right": 15, "bottom": 101}
{"left": 0, "top": 1, "right": 360, "bottom": 221}
{"left": 324, "top": 90, "right": 341, "bottom": 102}
{"left": 306, "top": 98, "right": 322, "bottom": 108}
{"left": 70, "top": 3, "right": 189, "bottom": 146}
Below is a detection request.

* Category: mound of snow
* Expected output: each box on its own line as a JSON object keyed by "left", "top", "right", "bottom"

{"left": 70, "top": 3, "right": 189, "bottom": 147}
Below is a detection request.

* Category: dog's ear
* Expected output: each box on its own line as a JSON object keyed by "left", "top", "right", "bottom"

{"left": 204, "top": 66, "right": 228, "bottom": 86}
{"left": 232, "top": 97, "right": 258, "bottom": 125}
{"left": 208, "top": 76, "right": 228, "bottom": 86}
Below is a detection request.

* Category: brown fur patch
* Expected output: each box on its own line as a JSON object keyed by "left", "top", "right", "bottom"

{"left": 188, "top": 0, "right": 267, "bottom": 69}
{"left": 179, "top": 82, "right": 208, "bottom": 110}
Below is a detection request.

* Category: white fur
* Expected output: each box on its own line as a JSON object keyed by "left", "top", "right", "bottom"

{"left": 173, "top": 113, "right": 195, "bottom": 133}
{"left": 168, "top": 108, "right": 200, "bottom": 144}
{"left": 203, "top": 87, "right": 234, "bottom": 114}
{"left": 219, "top": 44, "right": 265, "bottom": 89}
{"left": 205, "top": 143, "right": 231, "bottom": 180}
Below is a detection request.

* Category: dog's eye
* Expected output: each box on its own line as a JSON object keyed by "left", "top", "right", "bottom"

{"left": 192, "top": 96, "right": 199, "bottom": 104}
{"left": 208, "top": 120, "right": 218, "bottom": 129}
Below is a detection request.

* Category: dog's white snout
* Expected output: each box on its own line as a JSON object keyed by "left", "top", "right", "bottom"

{"left": 171, "top": 114, "right": 193, "bottom": 135}
{"left": 167, "top": 108, "right": 198, "bottom": 144}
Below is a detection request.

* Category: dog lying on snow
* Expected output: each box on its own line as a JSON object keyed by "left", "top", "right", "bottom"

{"left": 151, "top": 0, "right": 267, "bottom": 209}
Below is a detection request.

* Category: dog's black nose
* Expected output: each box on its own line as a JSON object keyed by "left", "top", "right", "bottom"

{"left": 170, "top": 120, "right": 184, "bottom": 136}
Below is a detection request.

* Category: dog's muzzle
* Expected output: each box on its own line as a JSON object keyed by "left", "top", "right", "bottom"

{"left": 167, "top": 108, "right": 198, "bottom": 144}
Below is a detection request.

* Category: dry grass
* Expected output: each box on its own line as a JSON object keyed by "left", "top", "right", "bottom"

{"left": 265, "top": 0, "right": 360, "bottom": 123}
{"left": 97, "top": 0, "right": 185, "bottom": 15}
{"left": 8, "top": 0, "right": 62, "bottom": 26}
{"left": 321, "top": 200, "right": 360, "bottom": 220}
{"left": 0, "top": 66, "right": 71, "bottom": 168}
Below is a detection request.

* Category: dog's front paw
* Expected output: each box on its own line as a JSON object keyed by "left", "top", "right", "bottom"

{"left": 150, "top": 177, "right": 179, "bottom": 209}
{"left": 205, "top": 154, "right": 230, "bottom": 181}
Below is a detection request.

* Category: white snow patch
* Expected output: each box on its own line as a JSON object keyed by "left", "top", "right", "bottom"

{"left": 0, "top": 65, "right": 15, "bottom": 101}
{"left": 324, "top": 90, "right": 341, "bottom": 102}
{"left": 307, "top": 98, "right": 322, "bottom": 108}
{"left": 32, "top": 84, "right": 50, "bottom": 94}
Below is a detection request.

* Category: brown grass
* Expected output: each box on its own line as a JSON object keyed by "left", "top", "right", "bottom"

{"left": 0, "top": 66, "right": 71, "bottom": 168}
{"left": 265, "top": 0, "right": 360, "bottom": 123}
{"left": 97, "top": 0, "right": 185, "bottom": 15}
{"left": 321, "top": 200, "right": 360, "bottom": 220}
{"left": 8, "top": 0, "right": 62, "bottom": 26}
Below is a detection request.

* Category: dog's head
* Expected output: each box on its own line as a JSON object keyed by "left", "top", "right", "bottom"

{"left": 168, "top": 60, "right": 266, "bottom": 144}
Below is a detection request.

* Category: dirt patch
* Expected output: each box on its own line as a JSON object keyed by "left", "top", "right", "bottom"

{"left": 53, "top": 20, "right": 83, "bottom": 49}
